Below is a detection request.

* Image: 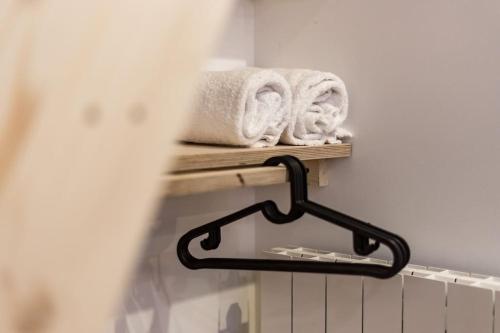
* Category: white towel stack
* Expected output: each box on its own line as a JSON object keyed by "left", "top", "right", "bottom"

{"left": 183, "top": 68, "right": 350, "bottom": 147}
{"left": 182, "top": 68, "right": 291, "bottom": 147}
{"left": 277, "top": 69, "right": 350, "bottom": 145}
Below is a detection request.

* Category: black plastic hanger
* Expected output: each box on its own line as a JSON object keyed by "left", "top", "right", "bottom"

{"left": 177, "top": 155, "right": 410, "bottom": 279}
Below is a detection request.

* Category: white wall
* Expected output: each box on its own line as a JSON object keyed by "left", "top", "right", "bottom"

{"left": 255, "top": 0, "right": 500, "bottom": 275}
{"left": 205, "top": 0, "right": 254, "bottom": 70}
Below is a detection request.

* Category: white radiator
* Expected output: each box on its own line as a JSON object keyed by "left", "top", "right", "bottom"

{"left": 259, "top": 246, "right": 500, "bottom": 333}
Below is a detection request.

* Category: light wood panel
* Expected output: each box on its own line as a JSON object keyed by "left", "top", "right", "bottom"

{"left": 164, "top": 143, "right": 351, "bottom": 196}
{"left": 164, "top": 166, "right": 287, "bottom": 197}
{"left": 163, "top": 160, "right": 328, "bottom": 197}
{"left": 0, "top": 1, "right": 233, "bottom": 333}
{"left": 172, "top": 142, "right": 351, "bottom": 172}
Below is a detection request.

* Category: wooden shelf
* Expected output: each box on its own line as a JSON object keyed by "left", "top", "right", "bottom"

{"left": 170, "top": 142, "right": 351, "bottom": 172}
{"left": 164, "top": 143, "right": 351, "bottom": 197}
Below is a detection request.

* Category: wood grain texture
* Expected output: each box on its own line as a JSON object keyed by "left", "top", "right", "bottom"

{"left": 0, "top": 1, "right": 234, "bottom": 333}
{"left": 172, "top": 142, "right": 351, "bottom": 172}
{"left": 164, "top": 166, "right": 287, "bottom": 197}
{"left": 164, "top": 141, "right": 349, "bottom": 197}
{"left": 306, "top": 159, "right": 329, "bottom": 187}
{"left": 163, "top": 160, "right": 329, "bottom": 197}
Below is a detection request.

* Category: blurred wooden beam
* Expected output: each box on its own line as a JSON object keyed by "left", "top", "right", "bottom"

{"left": 0, "top": 1, "right": 234, "bottom": 333}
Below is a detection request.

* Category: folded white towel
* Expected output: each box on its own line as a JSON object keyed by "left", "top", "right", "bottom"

{"left": 182, "top": 68, "right": 291, "bottom": 147}
{"left": 276, "top": 69, "right": 350, "bottom": 145}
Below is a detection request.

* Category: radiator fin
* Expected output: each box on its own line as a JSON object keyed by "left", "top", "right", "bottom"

{"left": 259, "top": 246, "right": 500, "bottom": 333}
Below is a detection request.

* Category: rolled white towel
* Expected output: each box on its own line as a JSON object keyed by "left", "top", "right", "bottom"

{"left": 182, "top": 68, "right": 291, "bottom": 147}
{"left": 277, "top": 69, "right": 350, "bottom": 145}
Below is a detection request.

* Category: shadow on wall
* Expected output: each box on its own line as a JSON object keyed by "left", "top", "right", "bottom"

{"left": 219, "top": 303, "right": 249, "bottom": 333}
{"left": 107, "top": 189, "right": 257, "bottom": 333}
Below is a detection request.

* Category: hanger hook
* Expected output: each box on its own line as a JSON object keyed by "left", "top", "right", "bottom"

{"left": 353, "top": 233, "right": 380, "bottom": 255}
{"left": 261, "top": 155, "right": 308, "bottom": 224}
{"left": 200, "top": 228, "right": 221, "bottom": 250}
